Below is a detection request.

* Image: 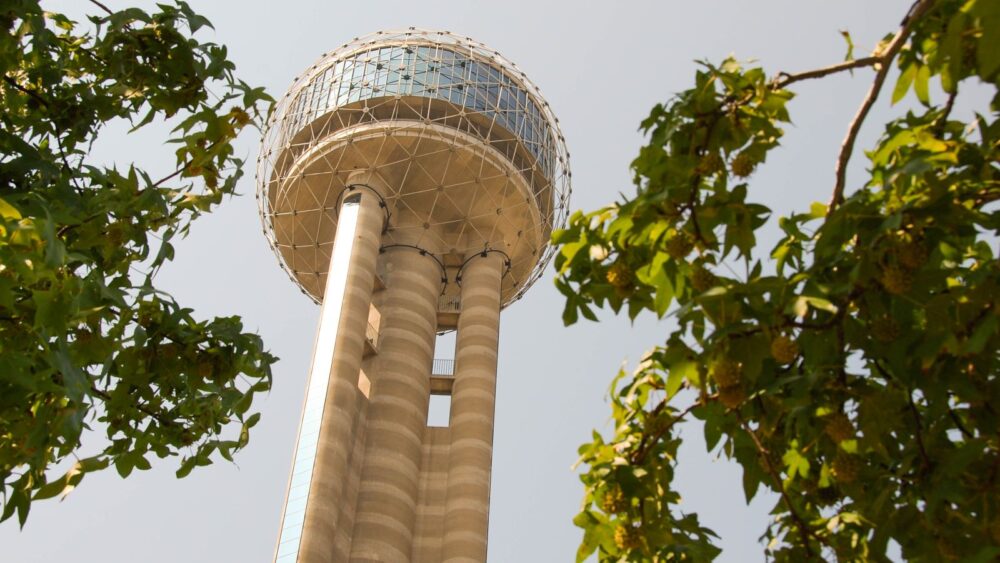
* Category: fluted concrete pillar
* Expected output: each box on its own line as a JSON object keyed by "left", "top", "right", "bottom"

{"left": 442, "top": 252, "right": 503, "bottom": 562}
{"left": 350, "top": 249, "right": 443, "bottom": 562}
{"left": 280, "top": 183, "right": 385, "bottom": 563}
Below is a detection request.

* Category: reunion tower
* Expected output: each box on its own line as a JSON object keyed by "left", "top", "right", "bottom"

{"left": 256, "top": 29, "right": 570, "bottom": 562}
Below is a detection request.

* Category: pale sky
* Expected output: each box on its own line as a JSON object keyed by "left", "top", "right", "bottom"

{"left": 4, "top": 1, "right": 969, "bottom": 561}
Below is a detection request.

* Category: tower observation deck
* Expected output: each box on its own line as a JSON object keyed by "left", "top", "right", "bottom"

{"left": 257, "top": 29, "right": 570, "bottom": 562}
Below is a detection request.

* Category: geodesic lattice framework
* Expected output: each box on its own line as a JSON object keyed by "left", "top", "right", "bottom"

{"left": 256, "top": 28, "right": 571, "bottom": 309}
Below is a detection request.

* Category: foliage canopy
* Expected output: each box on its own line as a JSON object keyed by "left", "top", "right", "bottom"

{"left": 555, "top": 0, "right": 1000, "bottom": 560}
{"left": 0, "top": 1, "right": 275, "bottom": 525}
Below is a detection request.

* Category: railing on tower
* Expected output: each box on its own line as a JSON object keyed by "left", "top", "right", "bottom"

{"left": 437, "top": 296, "right": 461, "bottom": 330}
{"left": 430, "top": 359, "right": 455, "bottom": 395}
{"left": 432, "top": 358, "right": 454, "bottom": 376}
{"left": 438, "top": 296, "right": 461, "bottom": 313}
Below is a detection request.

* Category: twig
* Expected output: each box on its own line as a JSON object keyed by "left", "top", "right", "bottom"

{"left": 736, "top": 412, "right": 821, "bottom": 556}
{"left": 828, "top": 0, "right": 937, "bottom": 215}
{"left": 150, "top": 134, "right": 229, "bottom": 189}
{"left": 685, "top": 115, "right": 722, "bottom": 248}
{"left": 869, "top": 354, "right": 928, "bottom": 473}
{"left": 835, "top": 324, "right": 848, "bottom": 388}
{"left": 906, "top": 390, "right": 932, "bottom": 471}
{"left": 773, "top": 56, "right": 880, "bottom": 89}
{"left": 2, "top": 75, "right": 49, "bottom": 107}
{"left": 947, "top": 406, "right": 974, "bottom": 440}
{"left": 631, "top": 399, "right": 701, "bottom": 464}
{"left": 150, "top": 167, "right": 185, "bottom": 189}
{"left": 88, "top": 0, "right": 115, "bottom": 16}
{"left": 3, "top": 76, "right": 85, "bottom": 192}
{"left": 933, "top": 89, "right": 958, "bottom": 135}
{"left": 90, "top": 385, "right": 177, "bottom": 428}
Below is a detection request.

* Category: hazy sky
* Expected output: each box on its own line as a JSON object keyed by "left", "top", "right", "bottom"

{"left": 4, "top": 1, "right": 970, "bottom": 561}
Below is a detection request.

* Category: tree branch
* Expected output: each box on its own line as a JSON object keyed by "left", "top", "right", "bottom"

{"left": 3, "top": 75, "right": 86, "bottom": 193}
{"left": 828, "top": 0, "right": 937, "bottom": 215}
{"left": 88, "top": 0, "right": 115, "bottom": 16}
{"left": 875, "top": 358, "right": 934, "bottom": 473}
{"left": 150, "top": 167, "right": 185, "bottom": 189}
{"left": 2, "top": 75, "right": 49, "bottom": 107}
{"left": 773, "top": 56, "right": 880, "bottom": 89}
{"left": 933, "top": 89, "right": 958, "bottom": 134}
{"left": 736, "top": 412, "right": 821, "bottom": 557}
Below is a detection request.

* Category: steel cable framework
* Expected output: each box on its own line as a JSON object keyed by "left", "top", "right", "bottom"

{"left": 256, "top": 28, "right": 571, "bottom": 308}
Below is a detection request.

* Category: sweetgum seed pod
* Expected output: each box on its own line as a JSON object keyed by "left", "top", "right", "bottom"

{"left": 601, "top": 487, "right": 627, "bottom": 514}
{"left": 606, "top": 262, "right": 633, "bottom": 289}
{"left": 718, "top": 384, "right": 745, "bottom": 408}
{"left": 710, "top": 358, "right": 742, "bottom": 387}
{"left": 770, "top": 335, "right": 799, "bottom": 364}
{"left": 824, "top": 413, "right": 854, "bottom": 443}
{"left": 665, "top": 234, "right": 693, "bottom": 259}
{"left": 872, "top": 317, "right": 899, "bottom": 342}
{"left": 613, "top": 525, "right": 642, "bottom": 550}
{"left": 898, "top": 241, "right": 928, "bottom": 270}
{"left": 691, "top": 266, "right": 717, "bottom": 292}
{"left": 730, "top": 152, "right": 757, "bottom": 177}
{"left": 832, "top": 454, "right": 861, "bottom": 484}
{"left": 880, "top": 265, "right": 912, "bottom": 295}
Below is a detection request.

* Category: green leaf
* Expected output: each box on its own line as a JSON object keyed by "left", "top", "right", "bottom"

{"left": 913, "top": 64, "right": 930, "bottom": 105}
{"left": 782, "top": 446, "right": 810, "bottom": 480}
{"left": 0, "top": 197, "right": 22, "bottom": 220}
{"left": 840, "top": 30, "right": 855, "bottom": 61}
{"left": 176, "top": 456, "right": 197, "bottom": 479}
{"left": 892, "top": 63, "right": 916, "bottom": 104}
{"left": 114, "top": 456, "right": 134, "bottom": 479}
{"left": 558, "top": 241, "right": 586, "bottom": 273}
{"left": 665, "top": 361, "right": 690, "bottom": 399}
{"left": 972, "top": 0, "right": 1000, "bottom": 77}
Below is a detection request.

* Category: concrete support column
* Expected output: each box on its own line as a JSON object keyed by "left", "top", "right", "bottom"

{"left": 350, "top": 249, "right": 443, "bottom": 562}
{"left": 288, "top": 184, "right": 384, "bottom": 563}
{"left": 442, "top": 252, "right": 503, "bottom": 563}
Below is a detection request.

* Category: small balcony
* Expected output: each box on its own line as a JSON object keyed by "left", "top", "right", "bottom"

{"left": 430, "top": 358, "right": 454, "bottom": 395}
{"left": 437, "top": 296, "right": 461, "bottom": 329}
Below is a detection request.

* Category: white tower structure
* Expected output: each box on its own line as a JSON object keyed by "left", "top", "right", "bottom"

{"left": 257, "top": 29, "right": 570, "bottom": 563}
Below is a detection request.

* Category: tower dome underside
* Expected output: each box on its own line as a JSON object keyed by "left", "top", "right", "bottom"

{"left": 257, "top": 29, "right": 570, "bottom": 308}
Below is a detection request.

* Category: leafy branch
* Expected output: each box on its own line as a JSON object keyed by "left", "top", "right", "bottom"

{"left": 829, "top": 0, "right": 937, "bottom": 212}
{"left": 556, "top": 0, "right": 999, "bottom": 559}
{"left": 630, "top": 398, "right": 701, "bottom": 464}
{"left": 768, "top": 0, "right": 938, "bottom": 213}
{"left": 0, "top": 1, "right": 275, "bottom": 526}
{"left": 773, "top": 56, "right": 881, "bottom": 89}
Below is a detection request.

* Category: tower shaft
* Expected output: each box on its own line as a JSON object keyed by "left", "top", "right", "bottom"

{"left": 260, "top": 29, "right": 571, "bottom": 563}
{"left": 278, "top": 189, "right": 383, "bottom": 563}
{"left": 443, "top": 253, "right": 503, "bottom": 562}
{"left": 350, "top": 249, "right": 441, "bottom": 560}
{"left": 276, "top": 185, "right": 503, "bottom": 563}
